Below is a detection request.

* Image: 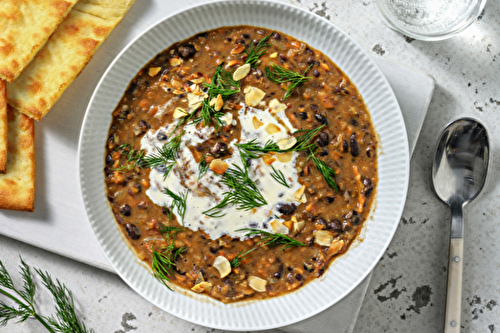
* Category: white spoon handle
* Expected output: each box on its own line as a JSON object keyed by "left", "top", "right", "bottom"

{"left": 444, "top": 238, "right": 463, "bottom": 333}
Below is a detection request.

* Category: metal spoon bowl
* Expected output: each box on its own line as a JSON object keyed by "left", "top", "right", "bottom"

{"left": 432, "top": 118, "right": 489, "bottom": 333}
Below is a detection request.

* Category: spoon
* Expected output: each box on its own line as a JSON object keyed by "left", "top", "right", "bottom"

{"left": 432, "top": 118, "right": 489, "bottom": 333}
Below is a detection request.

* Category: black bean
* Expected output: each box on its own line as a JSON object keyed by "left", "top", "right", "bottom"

{"left": 319, "top": 149, "right": 328, "bottom": 156}
{"left": 235, "top": 38, "right": 246, "bottom": 45}
{"left": 272, "top": 32, "right": 281, "bottom": 40}
{"left": 298, "top": 112, "right": 308, "bottom": 120}
{"left": 162, "top": 206, "right": 170, "bottom": 215}
{"left": 253, "top": 68, "right": 263, "bottom": 79}
{"left": 307, "top": 56, "right": 315, "bottom": 65}
{"left": 177, "top": 44, "right": 196, "bottom": 58}
{"left": 225, "top": 37, "right": 232, "bottom": 42}
{"left": 209, "top": 142, "right": 228, "bottom": 157}
{"left": 350, "top": 118, "right": 359, "bottom": 126}
{"left": 138, "top": 201, "right": 147, "bottom": 209}
{"left": 139, "top": 120, "right": 148, "bottom": 129}
{"left": 156, "top": 131, "right": 167, "bottom": 141}
{"left": 197, "top": 32, "right": 208, "bottom": 38}
{"left": 276, "top": 203, "right": 296, "bottom": 215}
{"left": 125, "top": 224, "right": 140, "bottom": 240}
{"left": 274, "top": 264, "right": 284, "bottom": 279}
{"left": 310, "top": 104, "right": 319, "bottom": 112}
{"left": 350, "top": 134, "right": 359, "bottom": 157}
{"left": 279, "top": 54, "right": 287, "bottom": 62}
{"left": 351, "top": 216, "right": 362, "bottom": 225}
{"left": 306, "top": 48, "right": 314, "bottom": 54}
{"left": 313, "top": 70, "right": 320, "bottom": 77}
{"left": 295, "top": 274, "right": 303, "bottom": 281}
{"left": 342, "top": 140, "right": 349, "bottom": 151}
{"left": 252, "top": 39, "right": 259, "bottom": 45}
{"left": 366, "top": 148, "right": 373, "bottom": 158}
{"left": 326, "top": 196, "right": 335, "bottom": 203}
{"left": 106, "top": 154, "right": 113, "bottom": 165}
{"left": 363, "top": 178, "right": 372, "bottom": 187}
{"left": 317, "top": 217, "right": 327, "bottom": 226}
{"left": 315, "top": 114, "right": 328, "bottom": 125}
{"left": 127, "top": 81, "right": 137, "bottom": 95}
{"left": 317, "top": 132, "right": 329, "bottom": 147}
{"left": 242, "top": 33, "right": 250, "bottom": 39}
{"left": 209, "top": 247, "right": 217, "bottom": 254}
{"left": 328, "top": 219, "right": 342, "bottom": 232}
{"left": 119, "top": 204, "right": 131, "bottom": 216}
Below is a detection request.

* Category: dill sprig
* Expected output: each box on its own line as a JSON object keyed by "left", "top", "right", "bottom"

{"left": 151, "top": 244, "right": 186, "bottom": 291}
{"left": 269, "top": 165, "right": 290, "bottom": 188}
{"left": 163, "top": 188, "right": 189, "bottom": 225}
{"left": 308, "top": 151, "right": 339, "bottom": 192}
{"left": 192, "top": 65, "right": 240, "bottom": 129}
{"left": 265, "top": 63, "right": 313, "bottom": 99}
{"left": 237, "top": 228, "right": 306, "bottom": 251}
{"left": 197, "top": 155, "right": 209, "bottom": 180}
{"left": 229, "top": 248, "right": 256, "bottom": 268}
{"left": 244, "top": 32, "right": 273, "bottom": 67}
{"left": 113, "top": 143, "right": 144, "bottom": 173}
{"left": 0, "top": 257, "right": 93, "bottom": 333}
{"left": 158, "top": 224, "right": 184, "bottom": 240}
{"left": 141, "top": 131, "right": 183, "bottom": 179}
{"left": 202, "top": 156, "right": 267, "bottom": 218}
{"left": 235, "top": 124, "right": 326, "bottom": 160}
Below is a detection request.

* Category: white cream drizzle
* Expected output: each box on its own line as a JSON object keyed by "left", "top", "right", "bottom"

{"left": 141, "top": 103, "right": 302, "bottom": 239}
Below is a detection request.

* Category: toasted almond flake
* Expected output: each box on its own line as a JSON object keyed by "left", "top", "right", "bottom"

{"left": 189, "top": 83, "right": 197, "bottom": 91}
{"left": 276, "top": 152, "right": 293, "bottom": 163}
{"left": 245, "top": 86, "right": 266, "bottom": 106}
{"left": 283, "top": 220, "right": 293, "bottom": 230}
{"left": 252, "top": 116, "right": 263, "bottom": 129}
{"left": 171, "top": 79, "right": 182, "bottom": 89}
{"left": 172, "top": 89, "right": 184, "bottom": 95}
{"left": 169, "top": 57, "right": 182, "bottom": 67}
{"left": 231, "top": 44, "right": 245, "bottom": 54}
{"left": 194, "top": 272, "right": 204, "bottom": 285}
{"left": 214, "top": 94, "right": 224, "bottom": 111}
{"left": 210, "top": 159, "right": 229, "bottom": 175}
{"left": 220, "top": 112, "right": 233, "bottom": 126}
{"left": 228, "top": 59, "right": 239, "bottom": 67}
{"left": 315, "top": 230, "right": 333, "bottom": 247}
{"left": 327, "top": 239, "right": 345, "bottom": 256}
{"left": 270, "top": 220, "right": 289, "bottom": 234}
{"left": 262, "top": 155, "right": 276, "bottom": 165}
{"left": 191, "top": 77, "right": 205, "bottom": 84}
{"left": 293, "top": 220, "right": 306, "bottom": 233}
{"left": 148, "top": 67, "right": 161, "bottom": 77}
{"left": 294, "top": 185, "right": 306, "bottom": 201}
{"left": 188, "top": 93, "right": 204, "bottom": 109}
{"left": 277, "top": 137, "right": 297, "bottom": 150}
{"left": 320, "top": 62, "right": 330, "bottom": 71}
{"left": 213, "top": 256, "right": 231, "bottom": 278}
{"left": 269, "top": 98, "right": 287, "bottom": 113}
{"left": 173, "top": 107, "right": 188, "bottom": 118}
{"left": 270, "top": 52, "right": 278, "bottom": 58}
{"left": 192, "top": 281, "right": 212, "bottom": 293}
{"left": 209, "top": 97, "right": 217, "bottom": 107}
{"left": 265, "top": 123, "right": 281, "bottom": 135}
{"left": 233, "top": 63, "right": 251, "bottom": 81}
{"left": 291, "top": 216, "right": 297, "bottom": 223}
{"left": 248, "top": 276, "right": 267, "bottom": 292}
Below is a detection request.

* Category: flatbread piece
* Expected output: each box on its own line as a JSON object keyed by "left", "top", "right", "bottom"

{"left": 0, "top": 106, "right": 35, "bottom": 212}
{"left": 6, "top": 0, "right": 136, "bottom": 120}
{"left": 0, "top": 80, "right": 6, "bottom": 173}
{"left": 0, "top": 0, "right": 79, "bottom": 82}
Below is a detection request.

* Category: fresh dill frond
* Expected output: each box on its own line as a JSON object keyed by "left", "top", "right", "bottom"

{"left": 229, "top": 248, "right": 256, "bottom": 268}
{"left": 265, "top": 63, "right": 313, "bottom": 99}
{"left": 151, "top": 244, "right": 186, "bottom": 291}
{"left": 113, "top": 143, "right": 145, "bottom": 173}
{"left": 244, "top": 32, "right": 273, "bottom": 67}
{"left": 202, "top": 156, "right": 267, "bottom": 218}
{"left": 293, "top": 124, "right": 326, "bottom": 151}
{"left": 0, "top": 257, "right": 94, "bottom": 333}
{"left": 308, "top": 150, "right": 339, "bottom": 192}
{"left": 158, "top": 224, "right": 184, "bottom": 241}
{"left": 198, "top": 155, "right": 209, "bottom": 180}
{"left": 141, "top": 131, "right": 183, "bottom": 179}
{"left": 270, "top": 165, "right": 290, "bottom": 188}
{"left": 163, "top": 188, "right": 189, "bottom": 225}
{"left": 237, "top": 228, "right": 306, "bottom": 251}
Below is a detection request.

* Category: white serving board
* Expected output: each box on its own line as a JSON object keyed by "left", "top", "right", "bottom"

{"left": 0, "top": 0, "right": 435, "bottom": 330}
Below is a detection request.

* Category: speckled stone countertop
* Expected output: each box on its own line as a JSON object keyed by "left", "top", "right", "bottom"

{"left": 1, "top": 0, "right": 499, "bottom": 332}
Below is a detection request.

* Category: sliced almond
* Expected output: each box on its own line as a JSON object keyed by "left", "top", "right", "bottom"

{"left": 269, "top": 98, "right": 287, "bottom": 114}
{"left": 262, "top": 155, "right": 276, "bottom": 165}
{"left": 233, "top": 63, "right": 251, "bottom": 81}
{"left": 171, "top": 79, "right": 182, "bottom": 90}
{"left": 231, "top": 44, "right": 245, "bottom": 54}
{"left": 327, "top": 239, "right": 345, "bottom": 256}
{"left": 228, "top": 59, "right": 239, "bottom": 67}
{"left": 209, "top": 97, "right": 217, "bottom": 107}
{"left": 294, "top": 185, "right": 306, "bottom": 202}
{"left": 243, "top": 86, "right": 251, "bottom": 94}
{"left": 148, "top": 67, "right": 162, "bottom": 77}
{"left": 191, "top": 77, "right": 205, "bottom": 84}
{"left": 314, "top": 230, "right": 333, "bottom": 247}
{"left": 188, "top": 93, "right": 204, "bottom": 109}
{"left": 270, "top": 220, "right": 289, "bottom": 234}
{"left": 173, "top": 107, "right": 188, "bottom": 118}
{"left": 282, "top": 220, "right": 293, "bottom": 230}
{"left": 192, "top": 281, "right": 213, "bottom": 293}
{"left": 210, "top": 159, "right": 229, "bottom": 175}
{"left": 220, "top": 112, "right": 233, "bottom": 126}
{"left": 293, "top": 220, "right": 306, "bottom": 233}
{"left": 169, "top": 57, "right": 182, "bottom": 67}
{"left": 277, "top": 137, "right": 297, "bottom": 150}
{"left": 276, "top": 152, "right": 293, "bottom": 163}
{"left": 213, "top": 256, "right": 231, "bottom": 278}
{"left": 248, "top": 276, "right": 267, "bottom": 292}
{"left": 214, "top": 94, "right": 224, "bottom": 111}
{"left": 252, "top": 116, "right": 263, "bottom": 129}
{"left": 265, "top": 123, "right": 281, "bottom": 135}
{"left": 172, "top": 89, "right": 184, "bottom": 95}
{"left": 270, "top": 52, "right": 278, "bottom": 58}
{"left": 245, "top": 86, "right": 266, "bottom": 106}
{"left": 194, "top": 272, "right": 204, "bottom": 285}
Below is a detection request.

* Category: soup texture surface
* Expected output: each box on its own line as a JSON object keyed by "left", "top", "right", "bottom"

{"left": 104, "top": 26, "right": 377, "bottom": 303}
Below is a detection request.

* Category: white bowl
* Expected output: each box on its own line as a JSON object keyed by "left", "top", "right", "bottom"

{"left": 78, "top": 0, "right": 409, "bottom": 330}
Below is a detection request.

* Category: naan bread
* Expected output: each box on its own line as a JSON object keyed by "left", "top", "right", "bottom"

{"left": 0, "top": 106, "right": 35, "bottom": 212}
{"left": 0, "top": 80, "right": 6, "bottom": 173}
{"left": 0, "top": 0, "right": 78, "bottom": 82}
{"left": 6, "top": 0, "right": 136, "bottom": 120}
